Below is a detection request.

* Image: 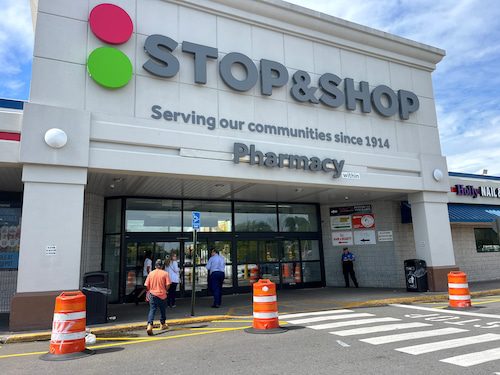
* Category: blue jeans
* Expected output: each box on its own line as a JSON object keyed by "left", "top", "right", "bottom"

{"left": 209, "top": 271, "right": 225, "bottom": 306}
{"left": 147, "top": 294, "right": 166, "bottom": 324}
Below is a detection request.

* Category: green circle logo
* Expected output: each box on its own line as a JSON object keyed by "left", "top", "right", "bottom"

{"left": 87, "top": 47, "right": 133, "bottom": 89}
{"left": 87, "top": 4, "right": 133, "bottom": 89}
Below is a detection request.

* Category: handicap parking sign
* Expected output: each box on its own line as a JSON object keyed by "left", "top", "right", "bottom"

{"left": 192, "top": 211, "right": 201, "bottom": 230}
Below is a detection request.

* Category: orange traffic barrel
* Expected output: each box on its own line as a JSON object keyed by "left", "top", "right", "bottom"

{"left": 245, "top": 279, "right": 287, "bottom": 334}
{"left": 40, "top": 291, "right": 94, "bottom": 361}
{"left": 249, "top": 265, "right": 260, "bottom": 283}
{"left": 448, "top": 271, "right": 472, "bottom": 309}
{"left": 294, "top": 264, "right": 301, "bottom": 283}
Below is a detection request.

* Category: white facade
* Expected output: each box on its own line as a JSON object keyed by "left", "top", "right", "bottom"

{"left": 2, "top": 0, "right": 497, "bottom": 325}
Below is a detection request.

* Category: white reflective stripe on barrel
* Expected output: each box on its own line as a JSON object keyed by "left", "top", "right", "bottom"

{"left": 50, "top": 331, "right": 86, "bottom": 341}
{"left": 53, "top": 311, "right": 86, "bottom": 322}
{"left": 253, "top": 296, "right": 277, "bottom": 303}
{"left": 254, "top": 312, "right": 279, "bottom": 319}
{"left": 448, "top": 283, "right": 469, "bottom": 289}
{"left": 449, "top": 295, "right": 471, "bottom": 300}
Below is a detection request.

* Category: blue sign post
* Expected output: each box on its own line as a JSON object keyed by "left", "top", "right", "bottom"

{"left": 192, "top": 211, "right": 201, "bottom": 230}
{"left": 191, "top": 211, "right": 201, "bottom": 316}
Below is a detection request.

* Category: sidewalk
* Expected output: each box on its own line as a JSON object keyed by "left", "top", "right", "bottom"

{"left": 1, "top": 279, "right": 499, "bottom": 343}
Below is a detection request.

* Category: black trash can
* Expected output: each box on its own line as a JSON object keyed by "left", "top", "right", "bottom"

{"left": 82, "top": 271, "right": 109, "bottom": 325}
{"left": 404, "top": 259, "right": 428, "bottom": 292}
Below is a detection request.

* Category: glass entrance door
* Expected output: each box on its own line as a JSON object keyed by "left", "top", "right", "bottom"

{"left": 123, "top": 238, "right": 233, "bottom": 302}
{"left": 124, "top": 241, "right": 181, "bottom": 302}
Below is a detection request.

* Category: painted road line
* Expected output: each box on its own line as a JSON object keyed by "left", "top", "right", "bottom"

{"left": 279, "top": 309, "right": 353, "bottom": 319}
{"left": 336, "top": 340, "right": 350, "bottom": 347}
{"left": 391, "top": 303, "right": 500, "bottom": 319}
{"left": 287, "top": 313, "right": 374, "bottom": 325}
{"left": 361, "top": 328, "right": 468, "bottom": 345}
{"left": 396, "top": 333, "right": 500, "bottom": 355}
{"left": 331, "top": 322, "right": 432, "bottom": 337}
{"left": 440, "top": 347, "right": 500, "bottom": 367}
{"left": 309, "top": 317, "right": 400, "bottom": 330}
{"left": 212, "top": 320, "right": 254, "bottom": 323}
{"left": 0, "top": 326, "right": 249, "bottom": 360}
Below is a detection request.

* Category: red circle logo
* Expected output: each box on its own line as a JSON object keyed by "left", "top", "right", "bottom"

{"left": 89, "top": 3, "right": 133, "bottom": 45}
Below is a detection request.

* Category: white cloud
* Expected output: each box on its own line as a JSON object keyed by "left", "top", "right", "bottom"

{"left": 0, "top": 0, "right": 33, "bottom": 97}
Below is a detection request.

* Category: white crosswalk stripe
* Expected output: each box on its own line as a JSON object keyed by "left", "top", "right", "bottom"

{"left": 279, "top": 308, "right": 500, "bottom": 369}
{"left": 440, "top": 347, "right": 500, "bottom": 367}
{"left": 395, "top": 333, "right": 500, "bottom": 355}
{"left": 286, "top": 313, "right": 374, "bottom": 325}
{"left": 360, "top": 327, "right": 468, "bottom": 345}
{"left": 280, "top": 309, "right": 353, "bottom": 319}
{"left": 330, "top": 322, "right": 432, "bottom": 337}
{"left": 309, "top": 317, "right": 400, "bottom": 330}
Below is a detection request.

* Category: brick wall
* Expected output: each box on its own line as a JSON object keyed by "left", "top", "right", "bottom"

{"left": 322, "top": 201, "right": 416, "bottom": 288}
{"left": 80, "top": 192, "right": 104, "bottom": 283}
{"left": 452, "top": 224, "right": 500, "bottom": 282}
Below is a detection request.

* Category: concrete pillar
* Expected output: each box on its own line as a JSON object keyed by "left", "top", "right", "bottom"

{"left": 408, "top": 191, "right": 457, "bottom": 291}
{"left": 10, "top": 103, "right": 90, "bottom": 330}
{"left": 10, "top": 165, "right": 88, "bottom": 331}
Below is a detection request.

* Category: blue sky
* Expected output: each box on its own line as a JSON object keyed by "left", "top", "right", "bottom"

{"left": 2, "top": 0, "right": 500, "bottom": 175}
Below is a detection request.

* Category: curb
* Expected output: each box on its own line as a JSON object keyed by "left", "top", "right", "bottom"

{"left": 0, "top": 315, "right": 230, "bottom": 344}
{"left": 340, "top": 288, "right": 500, "bottom": 309}
{"left": 2, "top": 289, "right": 499, "bottom": 344}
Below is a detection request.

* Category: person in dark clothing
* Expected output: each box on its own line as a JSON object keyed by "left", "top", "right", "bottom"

{"left": 341, "top": 247, "right": 359, "bottom": 288}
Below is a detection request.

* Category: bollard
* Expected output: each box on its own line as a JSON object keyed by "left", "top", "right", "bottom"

{"left": 40, "top": 291, "right": 94, "bottom": 361}
{"left": 448, "top": 271, "right": 472, "bottom": 309}
{"left": 245, "top": 279, "right": 287, "bottom": 334}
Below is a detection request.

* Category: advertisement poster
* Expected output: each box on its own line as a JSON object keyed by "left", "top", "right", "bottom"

{"left": 352, "top": 214, "right": 375, "bottom": 229}
{"left": 331, "top": 215, "right": 352, "bottom": 230}
{"left": 354, "top": 230, "right": 376, "bottom": 245}
{"left": 332, "top": 231, "right": 354, "bottom": 246}
{"left": 330, "top": 205, "right": 372, "bottom": 216}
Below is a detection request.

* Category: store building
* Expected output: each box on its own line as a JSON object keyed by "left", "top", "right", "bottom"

{"left": 0, "top": 0, "right": 498, "bottom": 330}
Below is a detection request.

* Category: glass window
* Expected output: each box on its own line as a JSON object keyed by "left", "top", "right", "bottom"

{"left": 237, "top": 241, "right": 258, "bottom": 263}
{"left": 474, "top": 228, "right": 500, "bottom": 252}
{"left": 279, "top": 204, "right": 318, "bottom": 232}
{"left": 237, "top": 263, "right": 259, "bottom": 287}
{"left": 0, "top": 200, "right": 21, "bottom": 270}
{"left": 302, "top": 262, "right": 322, "bottom": 283}
{"left": 105, "top": 199, "right": 121, "bottom": 234}
{"left": 155, "top": 242, "right": 181, "bottom": 263}
{"left": 301, "top": 240, "right": 320, "bottom": 261}
{"left": 103, "top": 235, "right": 121, "bottom": 303}
{"left": 234, "top": 202, "right": 277, "bottom": 232}
{"left": 125, "top": 199, "right": 181, "bottom": 232}
{"left": 282, "top": 262, "right": 302, "bottom": 284}
{"left": 126, "top": 242, "right": 137, "bottom": 267}
{"left": 183, "top": 201, "right": 232, "bottom": 232}
{"left": 282, "top": 240, "right": 300, "bottom": 261}
{"left": 259, "top": 240, "right": 279, "bottom": 262}
{"left": 259, "top": 263, "right": 280, "bottom": 284}
{"left": 184, "top": 265, "right": 232, "bottom": 290}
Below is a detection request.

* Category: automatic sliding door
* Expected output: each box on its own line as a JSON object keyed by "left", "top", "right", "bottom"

{"left": 183, "top": 239, "right": 233, "bottom": 294}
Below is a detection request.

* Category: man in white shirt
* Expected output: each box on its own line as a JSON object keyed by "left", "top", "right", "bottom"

{"left": 205, "top": 248, "right": 225, "bottom": 308}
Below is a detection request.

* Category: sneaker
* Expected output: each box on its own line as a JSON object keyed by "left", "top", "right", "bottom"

{"left": 171, "top": 305, "right": 176, "bottom": 308}
{"left": 161, "top": 323, "right": 169, "bottom": 330}
{"left": 147, "top": 324, "right": 153, "bottom": 336}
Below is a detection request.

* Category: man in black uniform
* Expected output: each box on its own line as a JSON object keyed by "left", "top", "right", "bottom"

{"left": 341, "top": 247, "right": 359, "bottom": 288}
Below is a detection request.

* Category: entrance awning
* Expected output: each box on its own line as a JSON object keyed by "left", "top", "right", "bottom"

{"left": 448, "top": 204, "right": 500, "bottom": 223}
